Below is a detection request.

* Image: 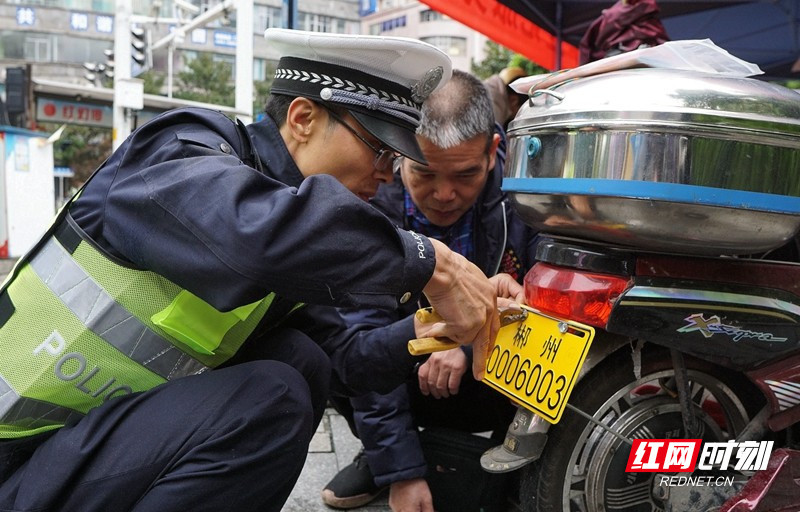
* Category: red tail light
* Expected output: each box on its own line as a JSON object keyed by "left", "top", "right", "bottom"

{"left": 524, "top": 262, "right": 631, "bottom": 328}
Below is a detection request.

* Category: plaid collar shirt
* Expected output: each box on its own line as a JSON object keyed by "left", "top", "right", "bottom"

{"left": 404, "top": 190, "right": 474, "bottom": 261}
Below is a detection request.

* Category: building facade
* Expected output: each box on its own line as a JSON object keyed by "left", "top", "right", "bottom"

{"left": 0, "top": 0, "right": 362, "bottom": 87}
{"left": 1, "top": 0, "right": 486, "bottom": 87}
{"left": 0, "top": 0, "right": 488, "bottom": 122}
{"left": 359, "top": 0, "right": 487, "bottom": 73}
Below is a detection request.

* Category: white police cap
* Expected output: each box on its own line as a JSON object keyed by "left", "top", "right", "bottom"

{"left": 264, "top": 28, "right": 452, "bottom": 164}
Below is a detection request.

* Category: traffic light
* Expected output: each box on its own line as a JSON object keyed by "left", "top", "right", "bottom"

{"left": 130, "top": 26, "right": 150, "bottom": 72}
{"left": 83, "top": 46, "right": 114, "bottom": 86}
{"left": 103, "top": 48, "right": 115, "bottom": 79}
{"left": 82, "top": 62, "right": 102, "bottom": 86}
{"left": 5, "top": 67, "right": 27, "bottom": 113}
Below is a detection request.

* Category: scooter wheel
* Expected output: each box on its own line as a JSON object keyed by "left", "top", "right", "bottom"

{"left": 519, "top": 343, "right": 762, "bottom": 512}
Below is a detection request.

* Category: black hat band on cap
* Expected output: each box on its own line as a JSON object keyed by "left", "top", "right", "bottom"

{"left": 271, "top": 57, "right": 422, "bottom": 129}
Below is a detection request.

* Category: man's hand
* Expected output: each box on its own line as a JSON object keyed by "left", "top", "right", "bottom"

{"left": 389, "top": 478, "right": 434, "bottom": 512}
{"left": 489, "top": 273, "right": 525, "bottom": 306}
{"left": 418, "top": 348, "right": 468, "bottom": 398}
{"left": 421, "top": 239, "right": 498, "bottom": 380}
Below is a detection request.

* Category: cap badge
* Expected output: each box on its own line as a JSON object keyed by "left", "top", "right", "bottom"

{"left": 411, "top": 66, "right": 444, "bottom": 104}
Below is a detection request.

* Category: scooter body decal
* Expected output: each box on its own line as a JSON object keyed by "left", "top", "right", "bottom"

{"left": 678, "top": 313, "right": 788, "bottom": 343}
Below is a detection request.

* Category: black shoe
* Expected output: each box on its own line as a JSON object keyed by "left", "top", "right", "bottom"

{"left": 321, "top": 448, "right": 386, "bottom": 509}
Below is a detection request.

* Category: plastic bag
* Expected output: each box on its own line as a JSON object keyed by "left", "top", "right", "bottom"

{"left": 636, "top": 39, "right": 763, "bottom": 75}
{"left": 511, "top": 39, "right": 763, "bottom": 94}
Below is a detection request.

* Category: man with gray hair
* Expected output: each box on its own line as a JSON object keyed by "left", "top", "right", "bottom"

{"left": 321, "top": 69, "right": 539, "bottom": 512}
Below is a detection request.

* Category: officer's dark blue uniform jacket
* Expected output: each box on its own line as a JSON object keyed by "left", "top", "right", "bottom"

{"left": 321, "top": 138, "right": 539, "bottom": 486}
{"left": 69, "top": 107, "right": 436, "bottom": 395}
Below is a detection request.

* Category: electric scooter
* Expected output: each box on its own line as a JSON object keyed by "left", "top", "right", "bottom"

{"left": 479, "top": 66, "right": 800, "bottom": 511}
{"left": 480, "top": 234, "right": 800, "bottom": 512}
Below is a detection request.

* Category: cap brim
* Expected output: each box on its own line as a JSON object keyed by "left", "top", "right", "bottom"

{"left": 350, "top": 110, "right": 427, "bottom": 165}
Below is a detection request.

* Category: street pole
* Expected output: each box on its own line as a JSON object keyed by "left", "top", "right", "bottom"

{"left": 151, "top": 0, "right": 236, "bottom": 51}
{"left": 112, "top": 0, "right": 133, "bottom": 150}
{"left": 167, "top": 44, "right": 174, "bottom": 98}
{"left": 235, "top": 0, "right": 253, "bottom": 124}
{"left": 285, "top": 0, "right": 296, "bottom": 29}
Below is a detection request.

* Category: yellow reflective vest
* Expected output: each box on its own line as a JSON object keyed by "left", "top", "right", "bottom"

{"left": 0, "top": 214, "right": 281, "bottom": 439}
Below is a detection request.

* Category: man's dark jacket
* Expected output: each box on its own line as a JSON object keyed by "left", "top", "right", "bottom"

{"left": 331, "top": 153, "right": 539, "bottom": 486}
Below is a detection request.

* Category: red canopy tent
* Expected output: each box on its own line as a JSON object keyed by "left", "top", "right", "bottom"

{"left": 419, "top": 0, "right": 580, "bottom": 70}
{"left": 420, "top": 0, "right": 800, "bottom": 80}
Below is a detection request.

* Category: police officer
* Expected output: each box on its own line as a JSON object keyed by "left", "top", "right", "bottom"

{"left": 0, "top": 29, "right": 501, "bottom": 512}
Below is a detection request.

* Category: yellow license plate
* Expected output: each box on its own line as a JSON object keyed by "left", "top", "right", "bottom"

{"left": 483, "top": 306, "right": 595, "bottom": 424}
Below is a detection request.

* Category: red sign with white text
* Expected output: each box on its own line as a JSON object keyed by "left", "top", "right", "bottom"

{"left": 626, "top": 439, "right": 702, "bottom": 472}
{"left": 36, "top": 97, "right": 112, "bottom": 128}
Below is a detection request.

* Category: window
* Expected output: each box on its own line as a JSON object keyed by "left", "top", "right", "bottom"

{"left": 307, "top": 13, "right": 334, "bottom": 32}
{"left": 380, "top": 15, "right": 406, "bottom": 32}
{"left": 419, "top": 9, "right": 443, "bottom": 22}
{"left": 0, "top": 30, "right": 109, "bottom": 63}
{"left": 295, "top": 12, "right": 352, "bottom": 33}
{"left": 253, "top": 58, "right": 267, "bottom": 81}
{"left": 57, "top": 34, "right": 113, "bottom": 63}
{"left": 420, "top": 36, "right": 467, "bottom": 57}
{"left": 25, "top": 36, "right": 52, "bottom": 62}
{"left": 254, "top": 5, "right": 282, "bottom": 33}
{"left": 370, "top": 16, "right": 406, "bottom": 35}
{"left": 0, "top": 31, "right": 26, "bottom": 60}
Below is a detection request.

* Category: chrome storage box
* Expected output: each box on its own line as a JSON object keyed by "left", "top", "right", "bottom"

{"left": 505, "top": 68, "right": 800, "bottom": 255}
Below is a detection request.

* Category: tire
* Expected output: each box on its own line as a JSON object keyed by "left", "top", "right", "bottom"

{"left": 519, "top": 343, "right": 763, "bottom": 512}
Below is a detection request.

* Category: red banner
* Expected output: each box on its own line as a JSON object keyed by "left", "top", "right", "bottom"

{"left": 420, "top": 0, "right": 579, "bottom": 71}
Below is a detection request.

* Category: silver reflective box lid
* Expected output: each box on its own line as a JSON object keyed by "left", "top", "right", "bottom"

{"left": 509, "top": 68, "right": 800, "bottom": 139}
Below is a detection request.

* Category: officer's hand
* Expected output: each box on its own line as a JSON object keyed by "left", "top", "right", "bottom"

{"left": 389, "top": 478, "right": 434, "bottom": 512}
{"left": 418, "top": 348, "right": 468, "bottom": 399}
{"left": 421, "top": 239, "right": 498, "bottom": 380}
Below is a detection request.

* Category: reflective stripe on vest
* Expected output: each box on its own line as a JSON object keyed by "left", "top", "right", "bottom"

{"left": 0, "top": 373, "right": 83, "bottom": 433}
{"left": 0, "top": 217, "right": 279, "bottom": 439}
{"left": 30, "top": 235, "right": 208, "bottom": 380}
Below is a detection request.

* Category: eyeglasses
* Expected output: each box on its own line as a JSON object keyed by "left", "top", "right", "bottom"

{"left": 322, "top": 106, "right": 398, "bottom": 173}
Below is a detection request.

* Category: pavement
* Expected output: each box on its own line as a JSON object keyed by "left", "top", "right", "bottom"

{"left": 286, "top": 409, "right": 520, "bottom": 512}
{"left": 282, "top": 407, "right": 393, "bottom": 512}
{"left": 0, "top": 259, "right": 14, "bottom": 282}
